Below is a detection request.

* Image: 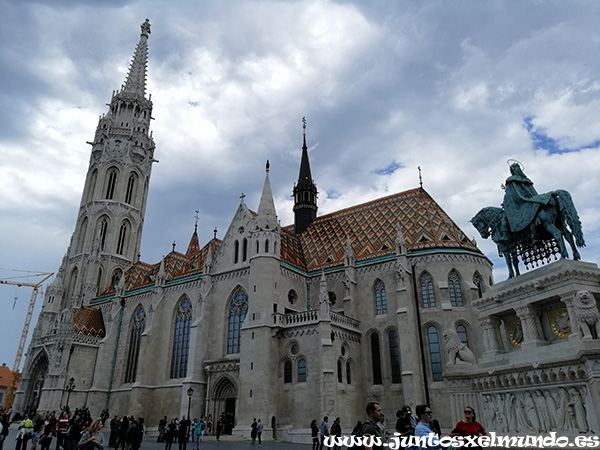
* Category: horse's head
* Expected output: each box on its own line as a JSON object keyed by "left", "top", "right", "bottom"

{"left": 470, "top": 211, "right": 490, "bottom": 239}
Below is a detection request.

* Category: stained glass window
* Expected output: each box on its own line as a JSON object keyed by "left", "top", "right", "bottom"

{"left": 448, "top": 270, "right": 464, "bottom": 306}
{"left": 227, "top": 288, "right": 248, "bottom": 354}
{"left": 421, "top": 272, "right": 436, "bottom": 308}
{"left": 124, "top": 306, "right": 146, "bottom": 383}
{"left": 374, "top": 279, "right": 388, "bottom": 315}
{"left": 388, "top": 329, "right": 402, "bottom": 383}
{"left": 170, "top": 298, "right": 192, "bottom": 378}
{"left": 427, "top": 326, "right": 443, "bottom": 381}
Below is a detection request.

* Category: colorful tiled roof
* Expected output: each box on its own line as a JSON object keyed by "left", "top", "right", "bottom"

{"left": 105, "top": 238, "right": 221, "bottom": 295}
{"left": 281, "top": 188, "right": 480, "bottom": 272}
{"left": 101, "top": 189, "right": 479, "bottom": 296}
{"left": 73, "top": 307, "right": 106, "bottom": 337}
{"left": 0, "top": 364, "right": 17, "bottom": 389}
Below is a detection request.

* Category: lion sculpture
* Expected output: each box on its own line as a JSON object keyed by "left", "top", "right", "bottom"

{"left": 443, "top": 329, "right": 476, "bottom": 365}
{"left": 572, "top": 290, "right": 600, "bottom": 340}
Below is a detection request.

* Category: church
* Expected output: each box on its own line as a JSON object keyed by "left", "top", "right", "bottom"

{"left": 19, "top": 20, "right": 600, "bottom": 441}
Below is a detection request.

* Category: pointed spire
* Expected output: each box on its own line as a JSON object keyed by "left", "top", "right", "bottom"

{"left": 186, "top": 230, "right": 200, "bottom": 256}
{"left": 297, "top": 117, "right": 313, "bottom": 189}
{"left": 293, "top": 117, "right": 318, "bottom": 234}
{"left": 258, "top": 159, "right": 277, "bottom": 223}
{"left": 121, "top": 19, "right": 151, "bottom": 96}
{"left": 186, "top": 212, "right": 201, "bottom": 256}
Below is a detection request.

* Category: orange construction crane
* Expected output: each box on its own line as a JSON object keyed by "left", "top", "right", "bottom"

{"left": 1, "top": 271, "right": 53, "bottom": 410}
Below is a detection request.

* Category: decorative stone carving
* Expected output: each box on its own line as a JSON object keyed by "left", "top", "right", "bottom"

{"left": 550, "top": 308, "right": 571, "bottom": 339}
{"left": 481, "top": 385, "right": 593, "bottom": 434}
{"left": 571, "top": 290, "right": 600, "bottom": 340}
{"left": 508, "top": 320, "right": 523, "bottom": 347}
{"left": 443, "top": 329, "right": 475, "bottom": 365}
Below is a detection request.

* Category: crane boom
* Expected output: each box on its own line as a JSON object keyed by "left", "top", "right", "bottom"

{"left": 1, "top": 271, "right": 53, "bottom": 410}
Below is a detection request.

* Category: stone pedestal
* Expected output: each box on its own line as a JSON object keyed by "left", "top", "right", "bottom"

{"left": 446, "top": 260, "right": 600, "bottom": 435}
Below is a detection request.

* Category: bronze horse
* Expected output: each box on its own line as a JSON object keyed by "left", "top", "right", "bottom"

{"left": 471, "top": 190, "right": 585, "bottom": 278}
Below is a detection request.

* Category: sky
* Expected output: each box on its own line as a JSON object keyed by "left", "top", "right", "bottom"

{"left": 1, "top": 0, "right": 600, "bottom": 370}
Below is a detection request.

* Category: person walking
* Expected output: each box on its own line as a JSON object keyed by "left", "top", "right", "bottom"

{"left": 318, "top": 417, "right": 329, "bottom": 450}
{"left": 250, "top": 419, "right": 258, "bottom": 445}
{"left": 359, "top": 403, "right": 385, "bottom": 450}
{"left": 77, "top": 418, "right": 105, "bottom": 450}
{"left": 415, "top": 405, "right": 442, "bottom": 450}
{"left": 191, "top": 419, "right": 202, "bottom": 450}
{"left": 330, "top": 418, "right": 341, "bottom": 450}
{"left": 256, "top": 419, "right": 263, "bottom": 446}
{"left": 310, "top": 420, "right": 319, "bottom": 450}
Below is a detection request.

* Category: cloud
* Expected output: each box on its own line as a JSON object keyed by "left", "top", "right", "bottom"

{"left": 0, "top": 0, "right": 599, "bottom": 368}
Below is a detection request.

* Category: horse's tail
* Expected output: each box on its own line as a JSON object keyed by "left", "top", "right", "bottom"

{"left": 554, "top": 189, "right": 586, "bottom": 247}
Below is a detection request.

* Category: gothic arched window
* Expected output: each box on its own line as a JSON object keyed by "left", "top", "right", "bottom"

{"left": 87, "top": 169, "right": 98, "bottom": 202}
{"left": 427, "top": 325, "right": 443, "bottom": 381}
{"left": 170, "top": 297, "right": 192, "bottom": 379}
{"left": 242, "top": 238, "right": 248, "bottom": 261}
{"left": 105, "top": 168, "right": 118, "bottom": 200}
{"left": 124, "top": 306, "right": 146, "bottom": 383}
{"left": 337, "top": 360, "right": 343, "bottom": 383}
{"left": 99, "top": 217, "right": 109, "bottom": 251}
{"left": 473, "top": 272, "right": 484, "bottom": 298}
{"left": 456, "top": 324, "right": 469, "bottom": 347}
{"left": 346, "top": 361, "right": 352, "bottom": 384}
{"left": 448, "top": 270, "right": 464, "bottom": 307}
{"left": 116, "top": 222, "right": 129, "bottom": 255}
{"left": 370, "top": 332, "right": 382, "bottom": 385}
{"left": 125, "top": 173, "right": 137, "bottom": 205}
{"left": 388, "top": 329, "right": 402, "bottom": 383}
{"left": 234, "top": 240, "right": 239, "bottom": 264}
{"left": 420, "top": 272, "right": 436, "bottom": 308}
{"left": 374, "top": 279, "right": 388, "bottom": 315}
{"left": 297, "top": 358, "right": 307, "bottom": 382}
{"left": 227, "top": 288, "right": 248, "bottom": 354}
{"left": 284, "top": 360, "right": 292, "bottom": 383}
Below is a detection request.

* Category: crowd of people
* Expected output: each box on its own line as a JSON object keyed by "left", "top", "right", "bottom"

{"left": 312, "top": 401, "right": 488, "bottom": 450}
{"left": 1, "top": 400, "right": 489, "bottom": 450}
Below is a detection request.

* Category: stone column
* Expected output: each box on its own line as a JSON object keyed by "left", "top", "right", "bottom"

{"left": 480, "top": 316, "right": 502, "bottom": 356}
{"left": 514, "top": 305, "right": 545, "bottom": 347}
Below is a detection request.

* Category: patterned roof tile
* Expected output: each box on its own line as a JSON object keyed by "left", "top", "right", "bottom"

{"left": 281, "top": 188, "right": 480, "bottom": 272}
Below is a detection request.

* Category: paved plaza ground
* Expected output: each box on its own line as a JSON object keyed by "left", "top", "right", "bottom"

{"left": 1, "top": 426, "right": 312, "bottom": 450}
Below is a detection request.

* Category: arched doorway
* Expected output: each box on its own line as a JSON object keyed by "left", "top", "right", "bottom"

{"left": 212, "top": 376, "right": 237, "bottom": 435}
{"left": 25, "top": 351, "right": 49, "bottom": 413}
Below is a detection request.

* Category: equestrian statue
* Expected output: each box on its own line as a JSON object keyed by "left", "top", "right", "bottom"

{"left": 471, "top": 161, "right": 585, "bottom": 278}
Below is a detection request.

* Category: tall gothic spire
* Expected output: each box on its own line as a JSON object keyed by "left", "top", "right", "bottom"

{"left": 257, "top": 160, "right": 278, "bottom": 230}
{"left": 293, "top": 117, "right": 318, "bottom": 234}
{"left": 122, "top": 19, "right": 151, "bottom": 96}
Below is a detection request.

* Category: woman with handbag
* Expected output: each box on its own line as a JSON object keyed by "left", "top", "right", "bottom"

{"left": 78, "top": 419, "right": 104, "bottom": 450}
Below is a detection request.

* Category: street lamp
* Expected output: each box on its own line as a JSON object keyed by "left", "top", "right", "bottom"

{"left": 65, "top": 377, "right": 76, "bottom": 410}
{"left": 187, "top": 387, "right": 194, "bottom": 419}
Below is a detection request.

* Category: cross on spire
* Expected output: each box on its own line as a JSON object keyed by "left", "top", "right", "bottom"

{"left": 194, "top": 210, "right": 200, "bottom": 232}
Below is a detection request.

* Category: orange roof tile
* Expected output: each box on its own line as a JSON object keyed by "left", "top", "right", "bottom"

{"left": 73, "top": 307, "right": 106, "bottom": 337}
{"left": 0, "top": 364, "right": 17, "bottom": 389}
{"left": 281, "top": 188, "right": 480, "bottom": 272}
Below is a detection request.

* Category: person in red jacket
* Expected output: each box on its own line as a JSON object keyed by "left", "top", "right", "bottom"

{"left": 449, "top": 407, "right": 488, "bottom": 448}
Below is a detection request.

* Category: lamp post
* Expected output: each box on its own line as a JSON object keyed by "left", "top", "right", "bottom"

{"left": 187, "top": 387, "right": 194, "bottom": 419}
{"left": 65, "top": 377, "right": 76, "bottom": 410}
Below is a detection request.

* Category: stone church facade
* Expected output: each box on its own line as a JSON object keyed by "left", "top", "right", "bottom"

{"left": 15, "top": 20, "right": 600, "bottom": 441}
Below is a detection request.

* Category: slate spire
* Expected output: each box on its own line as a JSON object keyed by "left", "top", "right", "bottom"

{"left": 293, "top": 117, "right": 318, "bottom": 234}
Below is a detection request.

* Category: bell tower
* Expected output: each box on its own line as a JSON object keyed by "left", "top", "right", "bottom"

{"left": 51, "top": 19, "right": 156, "bottom": 310}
